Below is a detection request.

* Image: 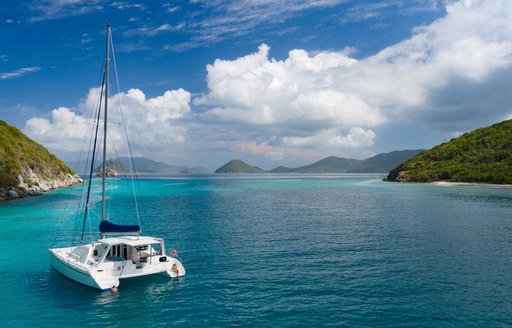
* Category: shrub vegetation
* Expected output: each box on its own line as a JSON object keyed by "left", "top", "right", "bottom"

{"left": 387, "top": 119, "right": 512, "bottom": 184}
{"left": 0, "top": 120, "right": 74, "bottom": 189}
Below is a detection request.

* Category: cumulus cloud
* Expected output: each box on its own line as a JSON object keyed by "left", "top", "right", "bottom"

{"left": 25, "top": 107, "right": 88, "bottom": 149}
{"left": 352, "top": 0, "right": 512, "bottom": 129}
{"left": 197, "top": 0, "right": 512, "bottom": 159}
{"left": 282, "top": 128, "right": 376, "bottom": 149}
{"left": 196, "top": 44, "right": 384, "bottom": 156}
{"left": 24, "top": 88, "right": 191, "bottom": 156}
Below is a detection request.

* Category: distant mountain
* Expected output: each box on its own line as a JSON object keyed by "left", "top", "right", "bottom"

{"left": 215, "top": 159, "right": 265, "bottom": 173}
{"left": 71, "top": 157, "right": 210, "bottom": 175}
{"left": 387, "top": 120, "right": 512, "bottom": 183}
{"left": 290, "top": 156, "right": 362, "bottom": 173}
{"left": 179, "top": 166, "right": 211, "bottom": 174}
{"left": 91, "top": 157, "right": 183, "bottom": 174}
{"left": 215, "top": 150, "right": 423, "bottom": 174}
{"left": 269, "top": 166, "right": 294, "bottom": 173}
{"left": 352, "top": 150, "right": 424, "bottom": 173}
{"left": 0, "top": 120, "right": 82, "bottom": 200}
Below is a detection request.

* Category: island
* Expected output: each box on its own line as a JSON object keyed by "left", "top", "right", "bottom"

{"left": 0, "top": 120, "right": 82, "bottom": 201}
{"left": 386, "top": 119, "right": 512, "bottom": 184}
{"left": 75, "top": 157, "right": 210, "bottom": 175}
{"left": 215, "top": 159, "right": 266, "bottom": 173}
{"left": 215, "top": 150, "right": 422, "bottom": 174}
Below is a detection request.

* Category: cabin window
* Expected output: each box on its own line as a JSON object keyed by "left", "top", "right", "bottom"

{"left": 106, "top": 244, "right": 128, "bottom": 261}
{"left": 152, "top": 244, "right": 162, "bottom": 255}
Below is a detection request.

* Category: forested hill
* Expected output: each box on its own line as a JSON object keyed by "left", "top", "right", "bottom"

{"left": 0, "top": 120, "right": 82, "bottom": 200}
{"left": 215, "top": 159, "right": 265, "bottom": 173}
{"left": 387, "top": 119, "right": 512, "bottom": 184}
{"left": 288, "top": 150, "right": 422, "bottom": 173}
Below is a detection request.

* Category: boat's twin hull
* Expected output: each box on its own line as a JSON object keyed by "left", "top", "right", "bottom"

{"left": 49, "top": 243, "right": 186, "bottom": 291}
{"left": 50, "top": 248, "right": 107, "bottom": 289}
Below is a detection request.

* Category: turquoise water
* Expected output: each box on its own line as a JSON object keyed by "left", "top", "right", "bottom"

{"left": 1, "top": 174, "right": 511, "bottom": 327}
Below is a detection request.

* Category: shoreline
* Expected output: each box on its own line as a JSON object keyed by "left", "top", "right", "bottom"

{"left": 431, "top": 181, "right": 512, "bottom": 188}
{"left": 0, "top": 173, "right": 83, "bottom": 201}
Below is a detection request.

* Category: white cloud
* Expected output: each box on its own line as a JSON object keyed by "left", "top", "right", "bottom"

{"left": 341, "top": 0, "right": 440, "bottom": 24}
{"left": 29, "top": 0, "right": 105, "bottom": 21}
{"left": 199, "top": 44, "right": 384, "bottom": 130}
{"left": 28, "top": 0, "right": 145, "bottom": 21}
{"left": 24, "top": 88, "right": 191, "bottom": 156}
{"left": 165, "top": 6, "right": 179, "bottom": 13}
{"left": 351, "top": 0, "right": 512, "bottom": 127}
{"left": 283, "top": 127, "right": 376, "bottom": 149}
{"left": 167, "top": 0, "right": 348, "bottom": 50}
{"left": 0, "top": 67, "right": 40, "bottom": 80}
{"left": 196, "top": 0, "right": 512, "bottom": 159}
{"left": 111, "top": 1, "right": 145, "bottom": 10}
{"left": 197, "top": 43, "right": 384, "bottom": 156}
{"left": 123, "top": 24, "right": 183, "bottom": 37}
{"left": 168, "top": 0, "right": 441, "bottom": 51}
{"left": 24, "top": 107, "right": 89, "bottom": 150}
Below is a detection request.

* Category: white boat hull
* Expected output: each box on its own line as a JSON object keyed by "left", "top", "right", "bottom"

{"left": 49, "top": 236, "right": 185, "bottom": 291}
{"left": 49, "top": 247, "right": 107, "bottom": 289}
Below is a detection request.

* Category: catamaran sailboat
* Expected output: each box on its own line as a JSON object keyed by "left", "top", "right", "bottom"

{"left": 49, "top": 23, "right": 185, "bottom": 291}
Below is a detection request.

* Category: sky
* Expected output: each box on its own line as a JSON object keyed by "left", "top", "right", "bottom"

{"left": 1, "top": 0, "right": 512, "bottom": 171}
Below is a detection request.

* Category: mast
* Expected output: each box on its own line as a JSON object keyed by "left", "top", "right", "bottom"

{"left": 102, "top": 23, "right": 110, "bottom": 224}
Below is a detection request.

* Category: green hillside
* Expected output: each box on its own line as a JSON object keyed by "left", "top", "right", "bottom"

{"left": 355, "top": 150, "right": 423, "bottom": 173}
{"left": 387, "top": 120, "right": 512, "bottom": 183}
{"left": 215, "top": 159, "right": 265, "bottom": 173}
{"left": 0, "top": 120, "right": 76, "bottom": 191}
{"left": 269, "top": 166, "right": 294, "bottom": 173}
{"left": 291, "top": 156, "right": 361, "bottom": 173}
{"left": 288, "top": 150, "right": 422, "bottom": 173}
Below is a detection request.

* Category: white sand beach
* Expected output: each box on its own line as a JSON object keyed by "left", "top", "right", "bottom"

{"left": 432, "top": 181, "right": 512, "bottom": 188}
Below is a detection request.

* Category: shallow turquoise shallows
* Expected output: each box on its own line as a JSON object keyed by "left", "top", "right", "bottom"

{"left": 1, "top": 174, "right": 511, "bottom": 327}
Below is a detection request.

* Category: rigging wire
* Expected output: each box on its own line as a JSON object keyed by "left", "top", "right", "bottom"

{"left": 71, "top": 53, "right": 108, "bottom": 245}
{"left": 110, "top": 32, "right": 151, "bottom": 234}
{"left": 71, "top": 107, "right": 99, "bottom": 245}
{"left": 54, "top": 25, "right": 155, "bottom": 246}
{"left": 55, "top": 54, "right": 107, "bottom": 247}
{"left": 80, "top": 73, "right": 106, "bottom": 244}
{"left": 73, "top": 75, "right": 105, "bottom": 245}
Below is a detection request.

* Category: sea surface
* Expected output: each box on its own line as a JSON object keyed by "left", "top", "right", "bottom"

{"left": 1, "top": 174, "right": 511, "bottom": 327}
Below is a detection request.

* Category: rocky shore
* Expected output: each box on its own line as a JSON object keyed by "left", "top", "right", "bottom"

{"left": 1, "top": 120, "right": 84, "bottom": 201}
{"left": 0, "top": 168, "right": 82, "bottom": 201}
